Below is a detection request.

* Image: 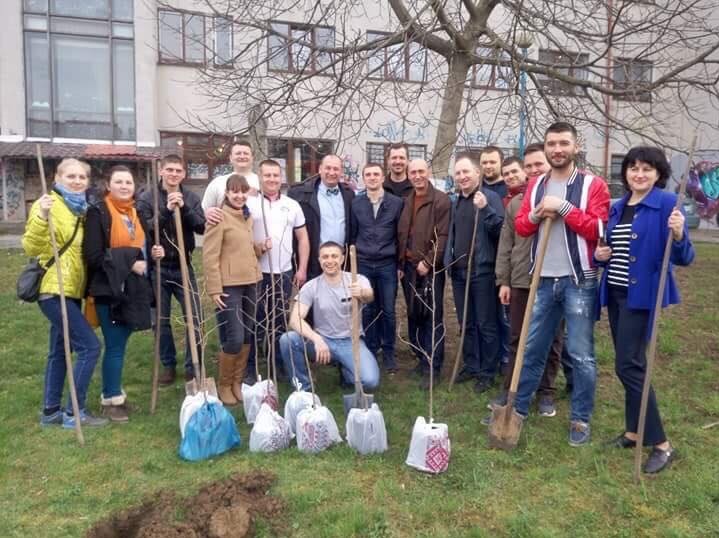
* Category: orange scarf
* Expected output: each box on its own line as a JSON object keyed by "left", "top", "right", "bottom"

{"left": 104, "top": 195, "right": 145, "bottom": 249}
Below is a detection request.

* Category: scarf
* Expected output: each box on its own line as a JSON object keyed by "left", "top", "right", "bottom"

{"left": 53, "top": 184, "right": 88, "bottom": 216}
{"left": 104, "top": 195, "right": 145, "bottom": 249}
{"left": 503, "top": 183, "right": 527, "bottom": 208}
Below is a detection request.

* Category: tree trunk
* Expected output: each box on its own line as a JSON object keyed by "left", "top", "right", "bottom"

{"left": 431, "top": 54, "right": 472, "bottom": 179}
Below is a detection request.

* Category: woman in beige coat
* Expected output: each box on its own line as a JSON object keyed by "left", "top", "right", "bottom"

{"left": 203, "top": 174, "right": 267, "bottom": 405}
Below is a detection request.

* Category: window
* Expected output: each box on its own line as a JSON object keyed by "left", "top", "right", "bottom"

{"left": 23, "top": 1, "right": 135, "bottom": 140}
{"left": 610, "top": 154, "right": 626, "bottom": 198}
{"left": 157, "top": 10, "right": 232, "bottom": 66}
{"left": 160, "top": 132, "right": 232, "bottom": 184}
{"left": 536, "top": 49, "right": 589, "bottom": 96}
{"left": 267, "top": 22, "right": 335, "bottom": 74}
{"left": 366, "top": 142, "right": 427, "bottom": 170}
{"left": 267, "top": 138, "right": 334, "bottom": 184}
{"left": 367, "top": 31, "right": 425, "bottom": 82}
{"left": 613, "top": 58, "right": 652, "bottom": 102}
{"left": 471, "top": 47, "right": 511, "bottom": 90}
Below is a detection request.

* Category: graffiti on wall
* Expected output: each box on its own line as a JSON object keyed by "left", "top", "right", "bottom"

{"left": 458, "top": 129, "right": 518, "bottom": 150}
{"left": 0, "top": 161, "right": 26, "bottom": 221}
{"left": 687, "top": 158, "right": 719, "bottom": 222}
{"left": 341, "top": 154, "right": 360, "bottom": 192}
{"left": 367, "top": 120, "right": 425, "bottom": 143}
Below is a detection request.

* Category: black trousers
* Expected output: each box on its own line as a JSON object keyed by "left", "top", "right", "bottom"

{"left": 608, "top": 286, "right": 666, "bottom": 446}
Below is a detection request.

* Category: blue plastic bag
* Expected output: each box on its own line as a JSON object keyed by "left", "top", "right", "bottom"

{"left": 179, "top": 401, "right": 241, "bottom": 461}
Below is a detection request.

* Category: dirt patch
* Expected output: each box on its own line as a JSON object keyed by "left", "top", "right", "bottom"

{"left": 86, "top": 470, "right": 285, "bottom": 538}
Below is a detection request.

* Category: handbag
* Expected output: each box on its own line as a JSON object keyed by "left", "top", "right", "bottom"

{"left": 17, "top": 218, "right": 80, "bottom": 302}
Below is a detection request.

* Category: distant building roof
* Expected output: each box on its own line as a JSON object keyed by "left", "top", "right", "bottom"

{"left": 0, "top": 142, "right": 169, "bottom": 161}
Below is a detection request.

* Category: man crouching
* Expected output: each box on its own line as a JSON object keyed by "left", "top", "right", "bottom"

{"left": 279, "top": 241, "right": 380, "bottom": 392}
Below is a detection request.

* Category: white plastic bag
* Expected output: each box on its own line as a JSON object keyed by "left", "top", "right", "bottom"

{"left": 249, "top": 403, "right": 292, "bottom": 452}
{"left": 284, "top": 379, "right": 321, "bottom": 435}
{"left": 405, "top": 416, "right": 450, "bottom": 474}
{"left": 241, "top": 377, "right": 278, "bottom": 425}
{"left": 346, "top": 403, "right": 388, "bottom": 455}
{"left": 296, "top": 405, "right": 342, "bottom": 454}
{"left": 179, "top": 391, "right": 222, "bottom": 437}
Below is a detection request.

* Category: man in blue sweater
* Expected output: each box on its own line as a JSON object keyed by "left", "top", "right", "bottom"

{"left": 350, "top": 163, "right": 404, "bottom": 374}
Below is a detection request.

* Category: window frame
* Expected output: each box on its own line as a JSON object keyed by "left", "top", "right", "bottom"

{"left": 157, "top": 8, "right": 209, "bottom": 66}
{"left": 267, "top": 137, "right": 335, "bottom": 184}
{"left": 613, "top": 57, "right": 652, "bottom": 103}
{"left": 536, "top": 49, "right": 589, "bottom": 97}
{"left": 366, "top": 30, "right": 426, "bottom": 83}
{"left": 159, "top": 131, "right": 234, "bottom": 184}
{"left": 267, "top": 21, "right": 335, "bottom": 75}
{"left": 366, "top": 142, "right": 427, "bottom": 171}
{"left": 212, "top": 16, "right": 234, "bottom": 68}
{"left": 470, "top": 47, "right": 512, "bottom": 91}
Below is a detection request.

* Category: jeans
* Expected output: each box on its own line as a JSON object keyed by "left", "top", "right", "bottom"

{"left": 514, "top": 276, "right": 598, "bottom": 423}
{"left": 450, "top": 270, "right": 498, "bottom": 380}
{"left": 503, "top": 287, "right": 563, "bottom": 397}
{"left": 401, "top": 262, "right": 446, "bottom": 373}
{"left": 608, "top": 286, "right": 666, "bottom": 445}
{"left": 279, "top": 331, "right": 380, "bottom": 391}
{"left": 358, "top": 260, "right": 398, "bottom": 369}
{"left": 38, "top": 296, "right": 101, "bottom": 411}
{"left": 248, "top": 271, "right": 292, "bottom": 378}
{"left": 216, "top": 284, "right": 256, "bottom": 354}
{"left": 151, "top": 264, "right": 202, "bottom": 374}
{"left": 96, "top": 303, "right": 133, "bottom": 398}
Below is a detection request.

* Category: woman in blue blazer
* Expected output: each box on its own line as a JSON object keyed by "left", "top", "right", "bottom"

{"left": 595, "top": 146, "right": 694, "bottom": 474}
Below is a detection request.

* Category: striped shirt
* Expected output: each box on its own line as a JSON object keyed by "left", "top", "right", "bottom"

{"left": 607, "top": 204, "right": 636, "bottom": 287}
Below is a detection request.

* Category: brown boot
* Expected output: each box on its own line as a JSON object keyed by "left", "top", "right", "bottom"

{"left": 217, "top": 352, "right": 238, "bottom": 406}
{"left": 232, "top": 345, "right": 251, "bottom": 402}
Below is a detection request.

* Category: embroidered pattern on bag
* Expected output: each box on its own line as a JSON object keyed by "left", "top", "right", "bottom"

{"left": 425, "top": 435, "right": 450, "bottom": 473}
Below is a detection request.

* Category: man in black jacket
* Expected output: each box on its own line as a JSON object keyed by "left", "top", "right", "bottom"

{"left": 136, "top": 154, "right": 206, "bottom": 385}
{"left": 287, "top": 154, "right": 354, "bottom": 280}
{"left": 382, "top": 143, "right": 414, "bottom": 199}
{"left": 445, "top": 155, "right": 505, "bottom": 394}
{"left": 350, "top": 162, "right": 404, "bottom": 374}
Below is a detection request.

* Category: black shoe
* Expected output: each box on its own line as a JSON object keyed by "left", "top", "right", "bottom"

{"left": 419, "top": 372, "right": 441, "bottom": 391}
{"left": 454, "top": 369, "right": 477, "bottom": 384}
{"left": 643, "top": 446, "right": 675, "bottom": 474}
{"left": 473, "top": 377, "right": 493, "bottom": 394}
{"left": 605, "top": 433, "right": 637, "bottom": 449}
{"left": 242, "top": 373, "right": 257, "bottom": 386}
{"left": 158, "top": 367, "right": 176, "bottom": 386}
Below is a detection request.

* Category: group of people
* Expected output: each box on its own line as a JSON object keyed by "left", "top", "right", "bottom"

{"left": 24, "top": 121, "right": 694, "bottom": 474}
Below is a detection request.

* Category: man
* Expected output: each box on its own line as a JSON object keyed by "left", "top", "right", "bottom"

{"left": 479, "top": 146, "right": 507, "bottom": 200}
{"left": 397, "top": 159, "right": 451, "bottom": 389}
{"left": 279, "top": 241, "right": 380, "bottom": 391}
{"left": 382, "top": 143, "right": 414, "bottom": 198}
{"left": 350, "top": 163, "right": 404, "bottom": 374}
{"left": 445, "top": 155, "right": 504, "bottom": 393}
{"left": 202, "top": 140, "right": 260, "bottom": 225}
{"left": 486, "top": 153, "right": 564, "bottom": 423}
{"left": 513, "top": 122, "right": 610, "bottom": 446}
{"left": 136, "top": 154, "right": 206, "bottom": 385}
{"left": 245, "top": 159, "right": 310, "bottom": 383}
{"left": 288, "top": 154, "right": 355, "bottom": 280}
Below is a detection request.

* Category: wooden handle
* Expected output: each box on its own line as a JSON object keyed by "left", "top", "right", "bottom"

{"left": 349, "top": 245, "right": 364, "bottom": 403}
{"left": 150, "top": 162, "right": 162, "bottom": 414}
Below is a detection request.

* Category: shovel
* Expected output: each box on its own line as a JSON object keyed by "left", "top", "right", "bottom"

{"left": 488, "top": 217, "right": 552, "bottom": 450}
{"left": 173, "top": 207, "right": 217, "bottom": 397}
{"left": 343, "top": 245, "right": 374, "bottom": 414}
{"left": 149, "top": 161, "right": 162, "bottom": 414}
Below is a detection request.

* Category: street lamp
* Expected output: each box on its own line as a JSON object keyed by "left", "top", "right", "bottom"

{"left": 516, "top": 32, "right": 534, "bottom": 157}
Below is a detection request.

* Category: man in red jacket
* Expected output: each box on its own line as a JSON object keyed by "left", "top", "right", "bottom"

{"left": 512, "top": 122, "right": 609, "bottom": 447}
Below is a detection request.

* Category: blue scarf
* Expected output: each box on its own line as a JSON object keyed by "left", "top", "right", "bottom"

{"left": 53, "top": 184, "right": 88, "bottom": 216}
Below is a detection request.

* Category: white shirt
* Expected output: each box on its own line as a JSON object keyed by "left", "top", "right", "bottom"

{"left": 201, "top": 171, "right": 260, "bottom": 211}
{"left": 246, "top": 194, "right": 306, "bottom": 273}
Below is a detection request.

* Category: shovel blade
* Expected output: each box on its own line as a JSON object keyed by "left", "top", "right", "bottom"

{"left": 185, "top": 376, "right": 218, "bottom": 398}
{"left": 487, "top": 404, "right": 524, "bottom": 451}
{"left": 343, "top": 392, "right": 374, "bottom": 415}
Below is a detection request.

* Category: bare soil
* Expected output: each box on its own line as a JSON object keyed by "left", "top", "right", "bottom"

{"left": 86, "top": 471, "right": 285, "bottom": 538}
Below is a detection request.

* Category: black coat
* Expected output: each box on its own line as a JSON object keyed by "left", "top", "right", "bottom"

{"left": 287, "top": 176, "right": 354, "bottom": 279}
{"left": 83, "top": 200, "right": 153, "bottom": 330}
{"left": 350, "top": 191, "right": 404, "bottom": 265}
{"left": 136, "top": 183, "right": 205, "bottom": 269}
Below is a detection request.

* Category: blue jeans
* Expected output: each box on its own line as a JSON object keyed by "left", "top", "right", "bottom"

{"left": 248, "top": 271, "right": 293, "bottom": 378}
{"left": 279, "top": 331, "right": 380, "bottom": 391}
{"left": 38, "top": 296, "right": 101, "bottom": 411}
{"left": 496, "top": 298, "right": 510, "bottom": 363}
{"left": 151, "top": 265, "right": 202, "bottom": 374}
{"left": 358, "top": 260, "right": 398, "bottom": 369}
{"left": 96, "top": 303, "right": 133, "bottom": 398}
{"left": 400, "top": 262, "right": 446, "bottom": 373}
{"left": 450, "top": 270, "right": 499, "bottom": 380}
{"left": 514, "top": 276, "right": 598, "bottom": 423}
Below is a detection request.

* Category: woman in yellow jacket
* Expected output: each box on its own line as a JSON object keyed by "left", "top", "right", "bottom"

{"left": 203, "top": 174, "right": 266, "bottom": 405}
{"left": 22, "top": 158, "right": 107, "bottom": 429}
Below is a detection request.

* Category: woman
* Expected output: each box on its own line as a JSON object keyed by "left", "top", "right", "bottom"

{"left": 22, "top": 158, "right": 108, "bottom": 428}
{"left": 203, "top": 174, "right": 266, "bottom": 406}
{"left": 595, "top": 146, "right": 694, "bottom": 474}
{"left": 83, "top": 165, "right": 163, "bottom": 423}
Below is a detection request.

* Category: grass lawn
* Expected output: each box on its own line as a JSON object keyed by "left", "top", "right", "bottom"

{"left": 1, "top": 244, "right": 718, "bottom": 538}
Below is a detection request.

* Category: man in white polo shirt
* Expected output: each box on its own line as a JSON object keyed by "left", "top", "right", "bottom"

{"left": 245, "top": 159, "right": 310, "bottom": 383}
{"left": 202, "top": 140, "right": 260, "bottom": 224}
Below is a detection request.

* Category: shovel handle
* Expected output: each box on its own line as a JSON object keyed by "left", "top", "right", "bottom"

{"left": 507, "top": 218, "right": 552, "bottom": 394}
{"left": 349, "top": 246, "right": 366, "bottom": 407}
